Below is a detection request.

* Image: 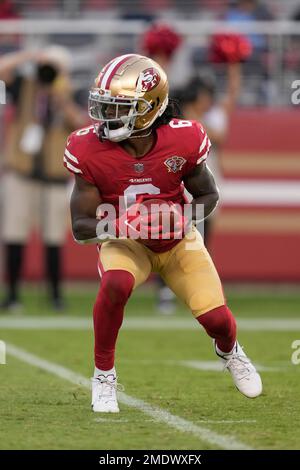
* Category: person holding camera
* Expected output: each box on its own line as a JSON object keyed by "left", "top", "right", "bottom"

{"left": 0, "top": 46, "right": 85, "bottom": 311}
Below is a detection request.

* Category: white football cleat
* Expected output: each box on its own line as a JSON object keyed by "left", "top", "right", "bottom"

{"left": 91, "top": 373, "right": 123, "bottom": 413}
{"left": 215, "top": 341, "right": 263, "bottom": 398}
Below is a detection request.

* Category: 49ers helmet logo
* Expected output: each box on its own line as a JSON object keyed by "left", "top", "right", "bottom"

{"left": 140, "top": 68, "right": 161, "bottom": 92}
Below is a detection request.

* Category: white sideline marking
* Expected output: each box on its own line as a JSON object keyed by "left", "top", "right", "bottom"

{"left": 6, "top": 342, "right": 252, "bottom": 450}
{"left": 1, "top": 316, "right": 300, "bottom": 331}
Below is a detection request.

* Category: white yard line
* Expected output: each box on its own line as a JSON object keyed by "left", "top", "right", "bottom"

{"left": 119, "top": 359, "right": 280, "bottom": 372}
{"left": 6, "top": 342, "right": 252, "bottom": 450}
{"left": 1, "top": 316, "right": 300, "bottom": 331}
{"left": 178, "top": 360, "right": 279, "bottom": 373}
{"left": 0, "top": 316, "right": 91, "bottom": 330}
{"left": 93, "top": 418, "right": 257, "bottom": 424}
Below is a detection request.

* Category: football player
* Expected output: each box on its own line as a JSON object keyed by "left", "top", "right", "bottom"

{"left": 64, "top": 54, "right": 262, "bottom": 413}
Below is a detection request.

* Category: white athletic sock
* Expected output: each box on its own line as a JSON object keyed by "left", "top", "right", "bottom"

{"left": 94, "top": 366, "right": 116, "bottom": 378}
{"left": 216, "top": 341, "right": 237, "bottom": 357}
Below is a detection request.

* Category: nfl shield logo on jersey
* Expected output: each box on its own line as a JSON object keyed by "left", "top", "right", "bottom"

{"left": 164, "top": 156, "right": 186, "bottom": 173}
{"left": 134, "top": 162, "right": 144, "bottom": 173}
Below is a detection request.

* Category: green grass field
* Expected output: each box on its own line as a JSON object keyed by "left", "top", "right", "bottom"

{"left": 0, "top": 283, "right": 300, "bottom": 450}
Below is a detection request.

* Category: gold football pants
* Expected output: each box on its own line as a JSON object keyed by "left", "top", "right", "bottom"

{"left": 98, "top": 226, "right": 225, "bottom": 317}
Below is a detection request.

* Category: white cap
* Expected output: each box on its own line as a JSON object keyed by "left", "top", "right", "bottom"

{"left": 40, "top": 45, "right": 72, "bottom": 71}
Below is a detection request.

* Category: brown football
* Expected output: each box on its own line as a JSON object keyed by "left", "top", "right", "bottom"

{"left": 137, "top": 198, "right": 176, "bottom": 244}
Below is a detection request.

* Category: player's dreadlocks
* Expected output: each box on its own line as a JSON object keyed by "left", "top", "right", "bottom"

{"left": 97, "top": 98, "right": 182, "bottom": 141}
{"left": 152, "top": 98, "right": 182, "bottom": 130}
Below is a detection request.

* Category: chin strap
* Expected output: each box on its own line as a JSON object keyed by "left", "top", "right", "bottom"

{"left": 126, "top": 129, "right": 152, "bottom": 139}
{"left": 97, "top": 123, "right": 106, "bottom": 142}
{"left": 104, "top": 125, "right": 132, "bottom": 142}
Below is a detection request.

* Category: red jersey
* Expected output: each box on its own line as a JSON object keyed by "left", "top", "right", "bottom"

{"left": 64, "top": 119, "right": 211, "bottom": 252}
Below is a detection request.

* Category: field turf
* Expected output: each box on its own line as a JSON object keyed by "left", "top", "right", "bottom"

{"left": 0, "top": 284, "right": 299, "bottom": 450}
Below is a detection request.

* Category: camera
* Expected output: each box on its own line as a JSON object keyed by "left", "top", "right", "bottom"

{"left": 37, "top": 63, "right": 58, "bottom": 84}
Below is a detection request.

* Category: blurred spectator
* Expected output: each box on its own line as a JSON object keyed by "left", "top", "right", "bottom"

{"left": 293, "top": 6, "right": 300, "bottom": 21}
{"left": 225, "top": 0, "right": 273, "bottom": 21}
{"left": 174, "top": 62, "right": 242, "bottom": 245}
{"left": 142, "top": 23, "right": 182, "bottom": 314}
{"left": 142, "top": 22, "right": 182, "bottom": 72}
{"left": 0, "top": 0, "right": 20, "bottom": 54}
{"left": 285, "top": 6, "right": 300, "bottom": 75}
{"left": 0, "top": 0, "right": 18, "bottom": 18}
{"left": 224, "top": 0, "right": 273, "bottom": 50}
{"left": 223, "top": 1, "right": 273, "bottom": 104}
{"left": 142, "top": 22, "right": 191, "bottom": 89}
{"left": 0, "top": 46, "right": 85, "bottom": 312}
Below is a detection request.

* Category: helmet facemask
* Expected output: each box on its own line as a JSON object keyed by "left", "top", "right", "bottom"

{"left": 88, "top": 88, "right": 152, "bottom": 142}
